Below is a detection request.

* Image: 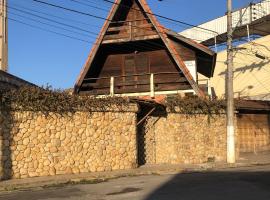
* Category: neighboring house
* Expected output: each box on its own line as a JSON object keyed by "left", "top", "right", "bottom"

{"left": 0, "top": 70, "right": 35, "bottom": 89}
{"left": 74, "top": 0, "right": 216, "bottom": 98}
{"left": 199, "top": 35, "right": 270, "bottom": 101}
{"left": 195, "top": 34, "right": 270, "bottom": 154}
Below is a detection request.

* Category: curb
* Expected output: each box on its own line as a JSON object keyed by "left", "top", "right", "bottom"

{"left": 0, "top": 169, "right": 183, "bottom": 193}
{"left": 1, "top": 162, "right": 270, "bottom": 193}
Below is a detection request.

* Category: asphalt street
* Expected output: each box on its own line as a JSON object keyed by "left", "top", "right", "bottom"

{"left": 1, "top": 165, "right": 270, "bottom": 200}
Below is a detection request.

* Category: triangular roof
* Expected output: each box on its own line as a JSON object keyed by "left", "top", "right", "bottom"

{"left": 75, "top": 0, "right": 216, "bottom": 97}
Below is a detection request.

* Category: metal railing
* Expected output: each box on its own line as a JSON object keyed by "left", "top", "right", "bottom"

{"left": 179, "top": 0, "right": 270, "bottom": 46}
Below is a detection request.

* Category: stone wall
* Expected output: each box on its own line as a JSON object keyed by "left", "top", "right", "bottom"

{"left": 141, "top": 113, "right": 237, "bottom": 165}
{"left": 0, "top": 105, "right": 138, "bottom": 179}
{"left": 0, "top": 102, "right": 241, "bottom": 180}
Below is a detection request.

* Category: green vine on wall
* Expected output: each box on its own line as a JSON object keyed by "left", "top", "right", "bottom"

{"left": 0, "top": 86, "right": 235, "bottom": 115}
{"left": 0, "top": 86, "right": 129, "bottom": 113}
{"left": 165, "top": 95, "right": 227, "bottom": 115}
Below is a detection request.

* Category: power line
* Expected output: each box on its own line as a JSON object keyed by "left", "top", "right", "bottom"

{"left": 26, "top": 0, "right": 269, "bottom": 61}
{"left": 10, "top": 2, "right": 102, "bottom": 28}
{"left": 9, "top": 5, "right": 98, "bottom": 36}
{"left": 24, "top": 0, "right": 266, "bottom": 59}
{"left": 69, "top": 0, "right": 109, "bottom": 12}
{"left": 75, "top": 0, "right": 217, "bottom": 38}
{"left": 33, "top": 0, "right": 112, "bottom": 21}
{"left": 7, "top": 6, "right": 163, "bottom": 53}
{"left": 9, "top": 15, "right": 132, "bottom": 53}
{"left": 102, "top": 0, "right": 219, "bottom": 35}
{"left": 7, "top": 3, "right": 163, "bottom": 53}
{"left": 29, "top": 0, "right": 264, "bottom": 51}
{"left": 33, "top": 0, "right": 221, "bottom": 37}
{"left": 75, "top": 0, "right": 111, "bottom": 9}
{"left": 10, "top": 0, "right": 268, "bottom": 87}
{"left": 9, "top": 11, "right": 93, "bottom": 38}
{"left": 32, "top": 0, "right": 208, "bottom": 44}
{"left": 9, "top": 17, "right": 93, "bottom": 44}
{"left": 71, "top": 0, "right": 213, "bottom": 38}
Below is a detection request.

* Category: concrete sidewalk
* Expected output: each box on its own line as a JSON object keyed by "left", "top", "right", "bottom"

{"left": 1, "top": 156, "right": 270, "bottom": 193}
{"left": 0, "top": 164, "right": 185, "bottom": 192}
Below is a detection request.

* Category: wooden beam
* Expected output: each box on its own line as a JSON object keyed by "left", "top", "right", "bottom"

{"left": 137, "top": 107, "right": 156, "bottom": 126}
{"left": 106, "top": 24, "right": 154, "bottom": 32}
{"left": 102, "top": 35, "right": 160, "bottom": 44}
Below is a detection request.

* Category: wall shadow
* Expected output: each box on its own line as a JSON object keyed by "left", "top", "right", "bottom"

{"left": 144, "top": 170, "right": 270, "bottom": 200}
{"left": 218, "top": 60, "right": 270, "bottom": 77}
{"left": 1, "top": 109, "right": 13, "bottom": 180}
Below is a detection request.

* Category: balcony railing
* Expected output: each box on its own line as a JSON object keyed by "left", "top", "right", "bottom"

{"left": 82, "top": 72, "right": 212, "bottom": 97}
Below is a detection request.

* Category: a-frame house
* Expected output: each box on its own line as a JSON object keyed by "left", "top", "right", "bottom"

{"left": 74, "top": 0, "right": 216, "bottom": 97}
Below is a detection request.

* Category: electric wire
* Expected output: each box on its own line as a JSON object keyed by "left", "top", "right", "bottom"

{"left": 8, "top": 0, "right": 268, "bottom": 74}
{"left": 69, "top": 0, "right": 110, "bottom": 13}
{"left": 9, "top": 11, "right": 93, "bottom": 38}
{"left": 10, "top": 1, "right": 102, "bottom": 28}
{"left": 9, "top": 5, "right": 99, "bottom": 36}
{"left": 9, "top": 17, "right": 93, "bottom": 44}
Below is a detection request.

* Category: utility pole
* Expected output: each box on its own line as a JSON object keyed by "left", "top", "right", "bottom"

{"left": 226, "top": 0, "right": 235, "bottom": 164}
{"left": 0, "top": 0, "right": 8, "bottom": 72}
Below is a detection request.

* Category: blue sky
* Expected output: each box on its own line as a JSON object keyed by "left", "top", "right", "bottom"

{"left": 8, "top": 0, "right": 259, "bottom": 89}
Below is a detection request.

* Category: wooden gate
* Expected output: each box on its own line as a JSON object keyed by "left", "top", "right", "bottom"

{"left": 237, "top": 114, "right": 270, "bottom": 153}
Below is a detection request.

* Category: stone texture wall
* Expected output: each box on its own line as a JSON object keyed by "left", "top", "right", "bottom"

{"left": 0, "top": 102, "right": 241, "bottom": 179}
{"left": 142, "top": 113, "right": 237, "bottom": 165}
{"left": 0, "top": 105, "right": 138, "bottom": 179}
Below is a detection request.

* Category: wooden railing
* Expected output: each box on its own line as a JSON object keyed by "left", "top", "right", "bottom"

{"left": 82, "top": 72, "right": 192, "bottom": 97}
{"left": 82, "top": 72, "right": 211, "bottom": 97}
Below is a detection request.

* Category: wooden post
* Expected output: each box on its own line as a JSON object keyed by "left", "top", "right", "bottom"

{"left": 110, "top": 76, "right": 114, "bottom": 97}
{"left": 150, "top": 73, "right": 154, "bottom": 98}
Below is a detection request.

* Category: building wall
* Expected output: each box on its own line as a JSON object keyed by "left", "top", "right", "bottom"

{"left": 139, "top": 113, "right": 236, "bottom": 165}
{"left": 199, "top": 35, "right": 270, "bottom": 100}
{"left": 0, "top": 107, "right": 138, "bottom": 180}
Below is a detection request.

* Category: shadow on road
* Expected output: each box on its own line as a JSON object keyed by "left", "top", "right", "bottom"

{"left": 144, "top": 170, "right": 270, "bottom": 200}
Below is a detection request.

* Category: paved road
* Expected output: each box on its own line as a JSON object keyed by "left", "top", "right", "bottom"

{"left": 1, "top": 165, "right": 270, "bottom": 200}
